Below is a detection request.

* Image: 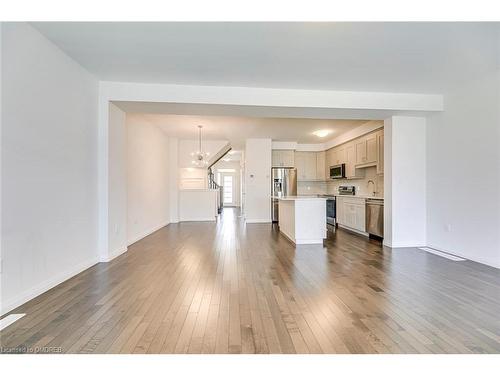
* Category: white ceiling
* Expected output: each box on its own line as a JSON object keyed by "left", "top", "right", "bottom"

{"left": 32, "top": 22, "right": 499, "bottom": 94}
{"left": 128, "top": 113, "right": 371, "bottom": 148}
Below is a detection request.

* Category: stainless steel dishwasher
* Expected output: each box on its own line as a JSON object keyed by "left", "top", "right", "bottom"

{"left": 366, "top": 199, "right": 384, "bottom": 238}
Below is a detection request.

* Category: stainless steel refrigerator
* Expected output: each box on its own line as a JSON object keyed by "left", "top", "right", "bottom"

{"left": 271, "top": 167, "right": 297, "bottom": 222}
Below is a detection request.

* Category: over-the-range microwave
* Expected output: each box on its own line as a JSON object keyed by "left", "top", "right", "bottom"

{"left": 329, "top": 164, "right": 346, "bottom": 179}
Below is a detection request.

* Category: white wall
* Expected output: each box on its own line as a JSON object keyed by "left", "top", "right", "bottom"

{"left": 168, "top": 137, "right": 179, "bottom": 223}
{"left": 427, "top": 72, "right": 500, "bottom": 268}
{"left": 245, "top": 139, "right": 272, "bottom": 223}
{"left": 1, "top": 23, "right": 98, "bottom": 314}
{"left": 384, "top": 116, "right": 427, "bottom": 248}
{"left": 107, "top": 103, "right": 127, "bottom": 260}
{"left": 127, "top": 117, "right": 170, "bottom": 246}
{"left": 179, "top": 190, "right": 218, "bottom": 221}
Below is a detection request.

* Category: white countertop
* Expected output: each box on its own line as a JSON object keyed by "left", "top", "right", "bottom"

{"left": 335, "top": 195, "right": 384, "bottom": 200}
{"left": 278, "top": 195, "right": 328, "bottom": 201}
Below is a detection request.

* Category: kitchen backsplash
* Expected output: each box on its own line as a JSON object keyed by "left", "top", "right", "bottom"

{"left": 297, "top": 181, "right": 328, "bottom": 195}
{"left": 297, "top": 166, "right": 384, "bottom": 197}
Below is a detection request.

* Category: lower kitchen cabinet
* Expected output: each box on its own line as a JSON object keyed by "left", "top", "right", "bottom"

{"left": 336, "top": 197, "right": 366, "bottom": 232}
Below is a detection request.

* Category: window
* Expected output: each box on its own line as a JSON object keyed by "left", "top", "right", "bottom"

{"left": 223, "top": 175, "right": 233, "bottom": 204}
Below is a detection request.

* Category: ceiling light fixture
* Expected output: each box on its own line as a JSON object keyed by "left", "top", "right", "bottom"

{"left": 190, "top": 125, "right": 210, "bottom": 167}
{"left": 313, "top": 129, "right": 332, "bottom": 138}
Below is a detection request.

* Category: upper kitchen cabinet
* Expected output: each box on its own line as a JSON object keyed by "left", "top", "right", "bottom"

{"left": 355, "top": 132, "right": 378, "bottom": 166}
{"left": 345, "top": 144, "right": 365, "bottom": 179}
{"left": 316, "top": 151, "right": 326, "bottom": 180}
{"left": 377, "top": 131, "right": 384, "bottom": 174}
{"left": 296, "top": 151, "right": 324, "bottom": 181}
{"left": 328, "top": 146, "right": 346, "bottom": 166}
{"left": 295, "top": 151, "right": 317, "bottom": 180}
{"left": 272, "top": 150, "right": 295, "bottom": 167}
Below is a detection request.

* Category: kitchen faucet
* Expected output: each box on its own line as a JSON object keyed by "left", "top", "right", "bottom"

{"left": 367, "top": 180, "right": 377, "bottom": 196}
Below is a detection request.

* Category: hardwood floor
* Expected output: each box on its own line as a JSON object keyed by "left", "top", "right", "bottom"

{"left": 1, "top": 207, "right": 500, "bottom": 354}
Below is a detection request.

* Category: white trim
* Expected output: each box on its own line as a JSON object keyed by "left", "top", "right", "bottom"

{"left": 324, "top": 121, "right": 384, "bottom": 150}
{"left": 1, "top": 256, "right": 99, "bottom": 315}
{"left": 100, "top": 247, "right": 127, "bottom": 263}
{"left": 337, "top": 224, "right": 369, "bottom": 237}
{"left": 427, "top": 243, "right": 500, "bottom": 269}
{"left": 417, "top": 247, "right": 465, "bottom": 261}
{"left": 100, "top": 81, "right": 444, "bottom": 112}
{"left": 385, "top": 241, "right": 427, "bottom": 248}
{"left": 272, "top": 141, "right": 297, "bottom": 150}
{"left": 0, "top": 314, "right": 26, "bottom": 331}
{"left": 295, "top": 238, "right": 324, "bottom": 245}
{"left": 245, "top": 219, "right": 272, "bottom": 224}
{"left": 127, "top": 222, "right": 170, "bottom": 246}
{"left": 295, "top": 143, "right": 326, "bottom": 152}
{"left": 180, "top": 217, "right": 216, "bottom": 222}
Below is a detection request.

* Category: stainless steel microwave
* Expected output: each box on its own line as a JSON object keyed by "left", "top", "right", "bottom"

{"left": 329, "top": 164, "right": 346, "bottom": 179}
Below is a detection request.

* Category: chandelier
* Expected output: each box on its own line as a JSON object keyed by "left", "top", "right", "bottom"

{"left": 190, "top": 125, "right": 210, "bottom": 167}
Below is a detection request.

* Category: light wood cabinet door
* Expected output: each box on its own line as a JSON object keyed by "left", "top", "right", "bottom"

{"left": 345, "top": 143, "right": 365, "bottom": 179}
{"left": 336, "top": 147, "right": 346, "bottom": 165}
{"left": 272, "top": 150, "right": 281, "bottom": 167}
{"left": 272, "top": 150, "right": 295, "bottom": 167}
{"left": 355, "top": 137, "right": 367, "bottom": 165}
{"left": 296, "top": 152, "right": 318, "bottom": 180}
{"left": 366, "top": 133, "right": 377, "bottom": 163}
{"left": 343, "top": 201, "right": 366, "bottom": 232}
{"left": 336, "top": 197, "right": 345, "bottom": 225}
{"left": 345, "top": 144, "right": 356, "bottom": 178}
{"left": 316, "top": 151, "right": 326, "bottom": 180}
{"left": 295, "top": 152, "right": 306, "bottom": 180}
{"left": 281, "top": 150, "right": 295, "bottom": 167}
{"left": 305, "top": 152, "right": 317, "bottom": 180}
{"left": 377, "top": 132, "right": 384, "bottom": 174}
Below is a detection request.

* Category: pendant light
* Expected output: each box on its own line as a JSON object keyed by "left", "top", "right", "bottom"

{"left": 190, "top": 125, "right": 210, "bottom": 167}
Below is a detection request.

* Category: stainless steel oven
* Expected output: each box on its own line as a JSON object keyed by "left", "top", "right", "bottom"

{"left": 329, "top": 164, "right": 346, "bottom": 179}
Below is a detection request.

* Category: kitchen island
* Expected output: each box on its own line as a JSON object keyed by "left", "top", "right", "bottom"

{"left": 278, "top": 196, "right": 327, "bottom": 245}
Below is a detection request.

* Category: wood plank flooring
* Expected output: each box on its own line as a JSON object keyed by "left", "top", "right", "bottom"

{"left": 1, "top": 207, "right": 500, "bottom": 354}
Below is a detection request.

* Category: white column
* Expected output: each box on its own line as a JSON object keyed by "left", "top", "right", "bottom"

{"left": 104, "top": 103, "right": 128, "bottom": 261}
{"left": 384, "top": 116, "right": 426, "bottom": 248}
{"left": 245, "top": 138, "right": 272, "bottom": 223}
{"left": 169, "top": 137, "right": 179, "bottom": 223}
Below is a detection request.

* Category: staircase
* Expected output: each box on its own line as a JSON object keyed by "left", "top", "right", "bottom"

{"left": 208, "top": 168, "right": 223, "bottom": 213}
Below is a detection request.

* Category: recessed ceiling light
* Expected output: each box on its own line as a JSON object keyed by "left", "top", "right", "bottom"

{"left": 313, "top": 129, "right": 332, "bottom": 138}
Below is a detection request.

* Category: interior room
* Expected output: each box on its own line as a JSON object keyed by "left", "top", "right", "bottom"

{"left": 1, "top": 21, "right": 499, "bottom": 358}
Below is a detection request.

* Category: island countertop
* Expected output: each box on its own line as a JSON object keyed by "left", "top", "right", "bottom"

{"left": 277, "top": 195, "right": 328, "bottom": 201}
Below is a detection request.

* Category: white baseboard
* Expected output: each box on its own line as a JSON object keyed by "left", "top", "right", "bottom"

{"left": 100, "top": 246, "right": 127, "bottom": 263}
{"left": 246, "top": 218, "right": 271, "bottom": 224}
{"left": 1, "top": 256, "right": 99, "bottom": 316}
{"left": 427, "top": 243, "right": 500, "bottom": 269}
{"left": 179, "top": 217, "right": 216, "bottom": 222}
{"left": 127, "top": 221, "right": 170, "bottom": 246}
{"left": 386, "top": 242, "right": 427, "bottom": 248}
{"left": 337, "top": 224, "right": 369, "bottom": 237}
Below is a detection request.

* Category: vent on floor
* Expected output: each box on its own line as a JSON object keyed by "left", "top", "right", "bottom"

{"left": 0, "top": 313, "right": 26, "bottom": 331}
{"left": 418, "top": 247, "right": 466, "bottom": 261}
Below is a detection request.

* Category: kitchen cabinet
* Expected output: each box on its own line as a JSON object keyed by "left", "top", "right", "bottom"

{"left": 377, "top": 131, "right": 384, "bottom": 174}
{"left": 272, "top": 150, "right": 295, "bottom": 167}
{"left": 336, "top": 197, "right": 366, "bottom": 232}
{"left": 366, "top": 133, "right": 378, "bottom": 164}
{"left": 316, "top": 151, "right": 326, "bottom": 180}
{"left": 327, "top": 147, "right": 346, "bottom": 166}
{"left": 296, "top": 151, "right": 327, "bottom": 181}
{"left": 355, "top": 132, "right": 377, "bottom": 166}
{"left": 345, "top": 144, "right": 365, "bottom": 179}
